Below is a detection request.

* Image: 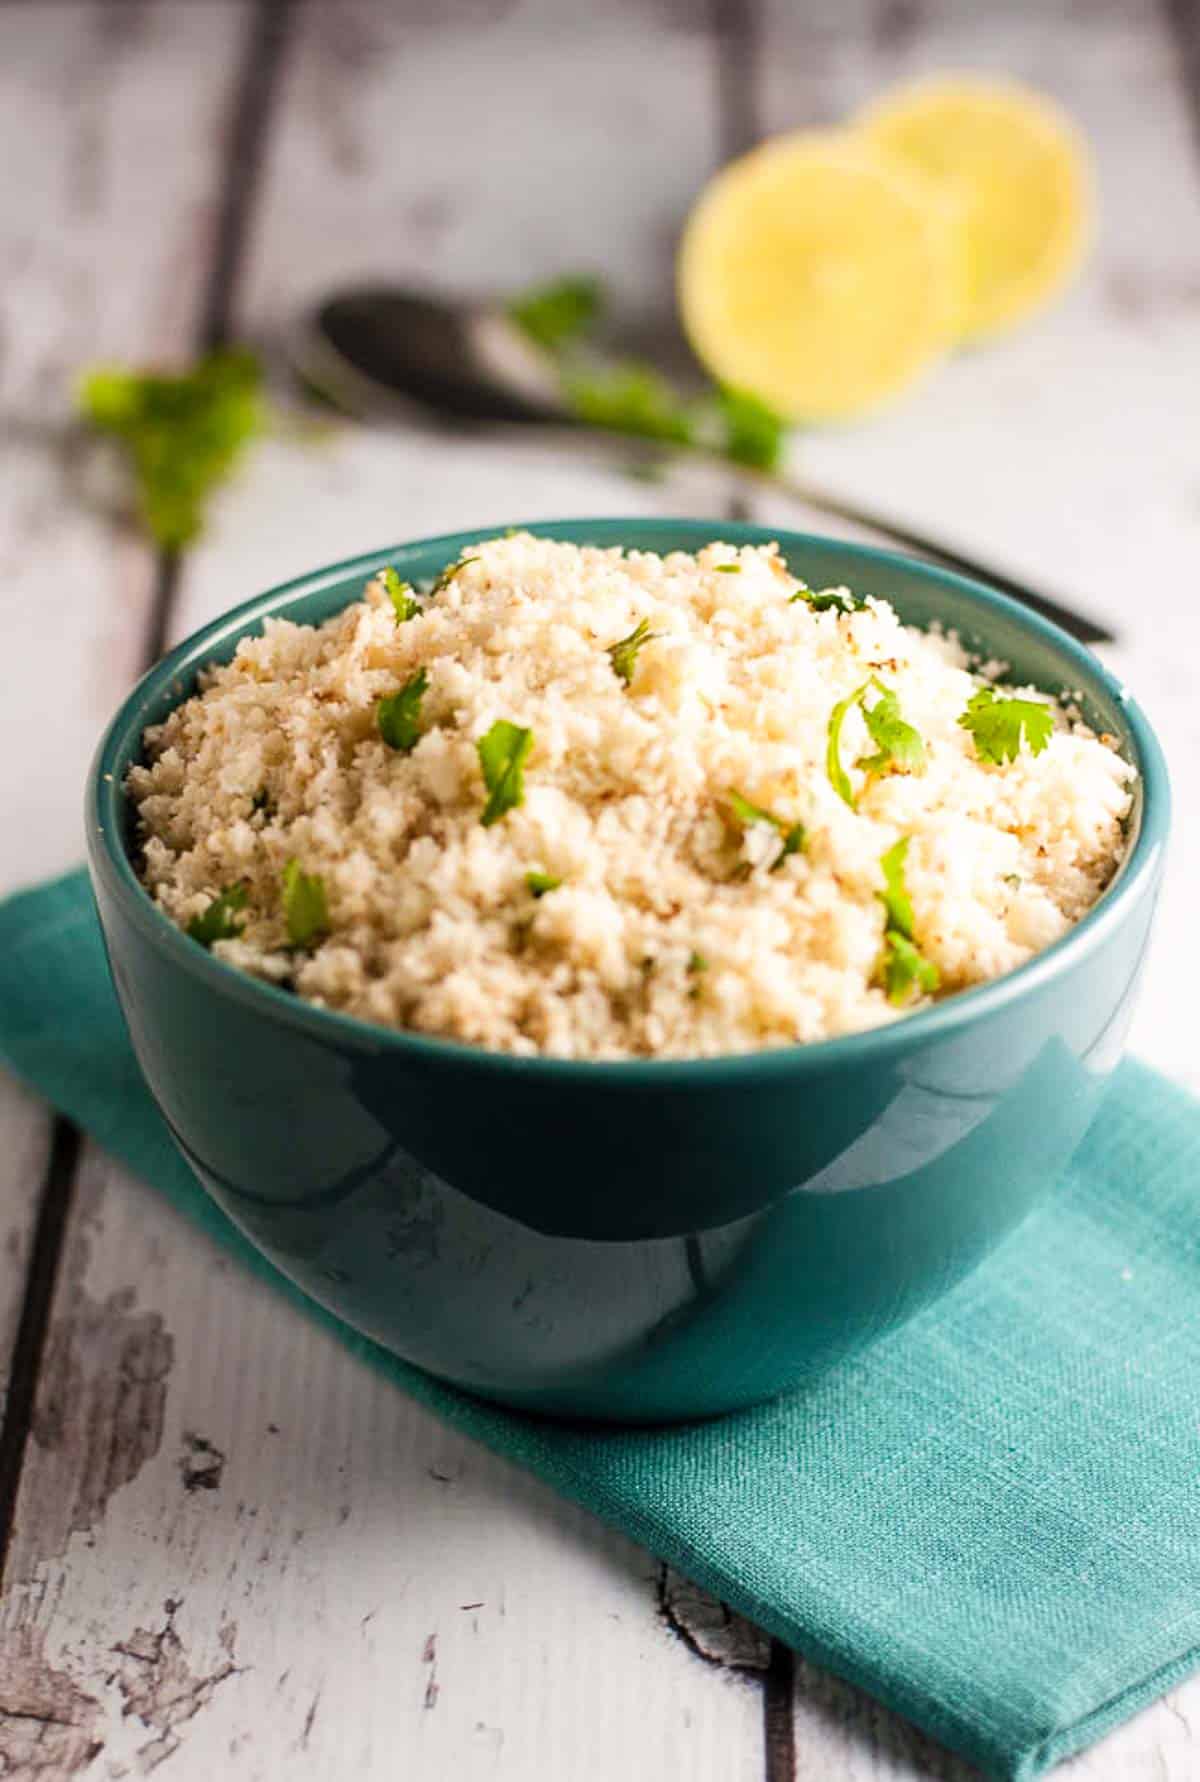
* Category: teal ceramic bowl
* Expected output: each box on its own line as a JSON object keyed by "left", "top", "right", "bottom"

{"left": 87, "top": 521, "right": 1169, "bottom": 1422}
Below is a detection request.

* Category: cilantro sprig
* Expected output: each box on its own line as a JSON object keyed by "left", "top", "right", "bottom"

{"left": 726, "top": 789, "right": 806, "bottom": 872}
{"left": 78, "top": 347, "right": 265, "bottom": 549}
{"left": 478, "top": 720, "right": 534, "bottom": 826}
{"left": 377, "top": 668, "right": 428, "bottom": 753}
{"left": 506, "top": 274, "right": 787, "bottom": 472}
{"left": 282, "top": 860, "right": 330, "bottom": 949}
{"left": 381, "top": 567, "right": 420, "bottom": 623}
{"left": 562, "top": 366, "right": 787, "bottom": 467}
{"left": 608, "top": 618, "right": 661, "bottom": 686}
{"left": 958, "top": 686, "right": 1055, "bottom": 765}
{"left": 826, "top": 679, "right": 925, "bottom": 809}
{"left": 875, "top": 838, "right": 939, "bottom": 1007}
{"left": 187, "top": 882, "right": 249, "bottom": 948}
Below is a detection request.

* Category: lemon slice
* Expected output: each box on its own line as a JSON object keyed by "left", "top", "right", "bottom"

{"left": 858, "top": 77, "right": 1091, "bottom": 341}
{"left": 678, "top": 132, "right": 961, "bottom": 423}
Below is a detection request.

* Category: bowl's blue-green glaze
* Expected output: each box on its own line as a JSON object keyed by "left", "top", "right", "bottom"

{"left": 87, "top": 521, "right": 1169, "bottom": 1422}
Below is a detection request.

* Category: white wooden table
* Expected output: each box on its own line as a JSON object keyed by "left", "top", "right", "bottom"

{"left": 0, "top": 4, "right": 1197, "bottom": 1777}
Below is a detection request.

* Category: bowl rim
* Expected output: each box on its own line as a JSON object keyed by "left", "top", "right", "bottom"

{"left": 87, "top": 517, "right": 1171, "bottom": 1084}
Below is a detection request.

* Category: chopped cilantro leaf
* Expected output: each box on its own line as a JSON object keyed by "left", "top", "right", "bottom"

{"left": 877, "top": 837, "right": 916, "bottom": 937}
{"left": 282, "top": 859, "right": 329, "bottom": 949}
{"left": 807, "top": 588, "right": 865, "bottom": 614}
{"left": 78, "top": 347, "right": 265, "bottom": 549}
{"left": 477, "top": 720, "right": 534, "bottom": 826}
{"left": 874, "top": 837, "right": 939, "bottom": 1006}
{"left": 377, "top": 668, "right": 428, "bottom": 753}
{"left": 827, "top": 678, "right": 925, "bottom": 808}
{"left": 607, "top": 618, "right": 661, "bottom": 686}
{"left": 687, "top": 951, "right": 708, "bottom": 973}
{"left": 881, "top": 929, "right": 940, "bottom": 1006}
{"left": 726, "top": 789, "right": 775, "bottom": 828}
{"left": 858, "top": 682, "right": 926, "bottom": 779}
{"left": 826, "top": 683, "right": 864, "bottom": 808}
{"left": 381, "top": 566, "right": 420, "bottom": 623}
{"left": 525, "top": 870, "right": 562, "bottom": 897}
{"left": 714, "top": 563, "right": 742, "bottom": 573}
{"left": 958, "top": 686, "right": 1055, "bottom": 765}
{"left": 726, "top": 789, "right": 806, "bottom": 871}
{"left": 508, "top": 275, "right": 605, "bottom": 352}
{"left": 187, "top": 882, "right": 248, "bottom": 948}
{"left": 430, "top": 555, "right": 480, "bottom": 595}
{"left": 777, "top": 823, "right": 807, "bottom": 866}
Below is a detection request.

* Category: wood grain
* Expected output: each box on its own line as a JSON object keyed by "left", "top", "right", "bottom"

{"left": 752, "top": 0, "right": 1200, "bottom": 1770}
{"left": 1, "top": 1161, "right": 768, "bottom": 1779}
{"left": 0, "top": 1081, "right": 51, "bottom": 1420}
{"left": 1, "top": 2, "right": 768, "bottom": 1778}
{"left": 0, "top": 0, "right": 252, "bottom": 1564}
{"left": 0, "top": 1, "right": 258, "bottom": 1769}
{"left": 0, "top": 1, "right": 247, "bottom": 895}
{"left": 0, "top": 1, "right": 1196, "bottom": 1778}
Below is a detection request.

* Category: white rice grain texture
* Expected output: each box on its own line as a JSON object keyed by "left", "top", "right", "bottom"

{"left": 128, "top": 535, "right": 1135, "bottom": 1059}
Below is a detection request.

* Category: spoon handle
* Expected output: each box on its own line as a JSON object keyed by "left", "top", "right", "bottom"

{"left": 746, "top": 465, "right": 1114, "bottom": 645}
{"left": 450, "top": 417, "right": 1114, "bottom": 646}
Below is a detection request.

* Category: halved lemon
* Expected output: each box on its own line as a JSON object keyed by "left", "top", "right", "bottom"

{"left": 678, "top": 132, "right": 961, "bottom": 422}
{"left": 857, "top": 76, "right": 1091, "bottom": 341}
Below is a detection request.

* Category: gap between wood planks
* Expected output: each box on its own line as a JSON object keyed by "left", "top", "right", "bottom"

{"left": 712, "top": 0, "right": 798, "bottom": 1774}
{"left": 0, "top": 0, "right": 297, "bottom": 1594}
{"left": 1164, "top": 0, "right": 1200, "bottom": 160}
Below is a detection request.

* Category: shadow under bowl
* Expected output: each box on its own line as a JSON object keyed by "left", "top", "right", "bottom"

{"left": 87, "top": 520, "right": 1169, "bottom": 1422}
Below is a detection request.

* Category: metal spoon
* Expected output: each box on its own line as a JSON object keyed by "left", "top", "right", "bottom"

{"left": 290, "top": 286, "right": 1113, "bottom": 645}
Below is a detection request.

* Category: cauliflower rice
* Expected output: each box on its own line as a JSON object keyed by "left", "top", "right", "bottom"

{"left": 128, "top": 534, "right": 1135, "bottom": 1059}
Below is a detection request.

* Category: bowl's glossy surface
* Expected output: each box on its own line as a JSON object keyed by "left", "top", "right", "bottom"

{"left": 87, "top": 521, "right": 1169, "bottom": 1422}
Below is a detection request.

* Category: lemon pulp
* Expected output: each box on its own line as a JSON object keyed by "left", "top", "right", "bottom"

{"left": 678, "top": 132, "right": 961, "bottom": 422}
{"left": 857, "top": 76, "right": 1091, "bottom": 341}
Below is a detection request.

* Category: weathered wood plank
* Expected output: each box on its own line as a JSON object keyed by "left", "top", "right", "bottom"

{"left": 1, "top": 3, "right": 769, "bottom": 1778}
{"left": 750, "top": 0, "right": 1200, "bottom": 1773}
{"left": 4, "top": 3, "right": 1194, "bottom": 1779}
{"left": 242, "top": 0, "right": 717, "bottom": 329}
{"left": 0, "top": 1, "right": 249, "bottom": 894}
{"left": 0, "top": 0, "right": 251, "bottom": 1435}
{"left": 0, "top": 0, "right": 257, "bottom": 1768}
{"left": 0, "top": 1081, "right": 51, "bottom": 1422}
{"left": 2, "top": 1159, "right": 768, "bottom": 1779}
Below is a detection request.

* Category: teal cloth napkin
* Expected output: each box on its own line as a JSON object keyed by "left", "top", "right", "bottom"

{"left": 2, "top": 871, "right": 1199, "bottom": 1781}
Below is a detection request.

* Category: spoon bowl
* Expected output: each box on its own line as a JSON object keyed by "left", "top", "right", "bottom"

{"left": 295, "top": 286, "right": 568, "bottom": 425}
